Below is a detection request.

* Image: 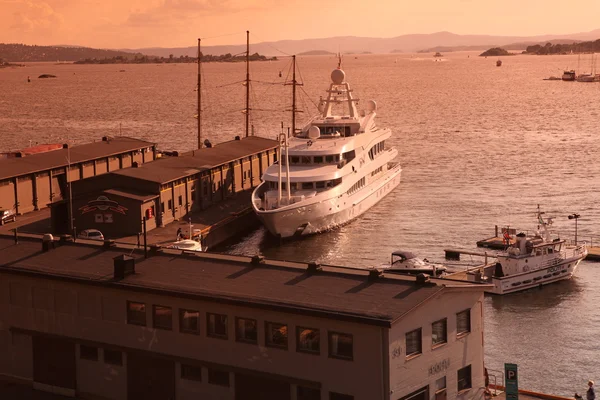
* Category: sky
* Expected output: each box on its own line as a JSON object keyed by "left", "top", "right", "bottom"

{"left": 3, "top": 0, "right": 600, "bottom": 49}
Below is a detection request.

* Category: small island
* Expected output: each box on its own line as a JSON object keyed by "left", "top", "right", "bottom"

{"left": 74, "top": 52, "right": 277, "bottom": 65}
{"left": 38, "top": 74, "right": 57, "bottom": 78}
{"left": 298, "top": 50, "right": 335, "bottom": 56}
{"left": 479, "top": 48, "right": 513, "bottom": 57}
{"left": 0, "top": 58, "right": 24, "bottom": 68}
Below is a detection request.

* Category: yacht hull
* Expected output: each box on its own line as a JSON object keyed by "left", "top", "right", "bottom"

{"left": 256, "top": 165, "right": 401, "bottom": 238}
{"left": 487, "top": 254, "right": 585, "bottom": 295}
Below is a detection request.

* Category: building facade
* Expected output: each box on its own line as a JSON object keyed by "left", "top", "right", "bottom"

{"left": 0, "top": 137, "right": 156, "bottom": 215}
{"left": 0, "top": 236, "right": 488, "bottom": 400}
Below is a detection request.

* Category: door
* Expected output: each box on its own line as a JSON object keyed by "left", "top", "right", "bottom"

{"left": 235, "top": 373, "right": 291, "bottom": 400}
{"left": 32, "top": 335, "right": 76, "bottom": 392}
{"left": 127, "top": 352, "right": 175, "bottom": 400}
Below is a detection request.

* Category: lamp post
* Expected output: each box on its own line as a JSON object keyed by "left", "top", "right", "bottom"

{"left": 568, "top": 213, "right": 580, "bottom": 245}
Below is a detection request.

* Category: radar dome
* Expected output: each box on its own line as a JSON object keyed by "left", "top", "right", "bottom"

{"left": 308, "top": 126, "right": 321, "bottom": 139}
{"left": 366, "top": 100, "right": 377, "bottom": 112}
{"left": 331, "top": 69, "right": 345, "bottom": 84}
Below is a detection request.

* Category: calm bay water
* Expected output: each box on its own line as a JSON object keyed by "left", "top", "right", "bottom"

{"left": 2, "top": 53, "right": 600, "bottom": 396}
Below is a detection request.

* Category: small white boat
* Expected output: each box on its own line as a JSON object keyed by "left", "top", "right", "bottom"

{"left": 562, "top": 70, "right": 576, "bottom": 81}
{"left": 380, "top": 251, "right": 447, "bottom": 276}
{"left": 168, "top": 239, "right": 205, "bottom": 252}
{"left": 473, "top": 208, "right": 587, "bottom": 295}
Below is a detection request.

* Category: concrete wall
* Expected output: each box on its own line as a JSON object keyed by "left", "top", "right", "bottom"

{"left": 0, "top": 273, "right": 388, "bottom": 400}
{"left": 388, "top": 288, "right": 485, "bottom": 400}
{"left": 77, "top": 346, "right": 127, "bottom": 400}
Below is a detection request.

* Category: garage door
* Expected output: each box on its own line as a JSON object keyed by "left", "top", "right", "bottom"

{"left": 235, "top": 373, "right": 291, "bottom": 400}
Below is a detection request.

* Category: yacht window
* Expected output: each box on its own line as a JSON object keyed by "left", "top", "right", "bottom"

{"left": 302, "top": 156, "right": 311, "bottom": 164}
{"left": 342, "top": 151, "right": 355, "bottom": 162}
{"left": 290, "top": 182, "right": 297, "bottom": 190}
{"left": 302, "top": 182, "right": 314, "bottom": 190}
{"left": 325, "top": 155, "right": 335, "bottom": 163}
{"left": 314, "top": 156, "right": 323, "bottom": 164}
{"left": 291, "top": 156, "right": 300, "bottom": 164}
{"left": 281, "top": 182, "right": 287, "bottom": 190}
{"left": 344, "top": 126, "right": 351, "bottom": 136}
{"left": 316, "top": 181, "right": 325, "bottom": 189}
{"left": 332, "top": 178, "right": 342, "bottom": 186}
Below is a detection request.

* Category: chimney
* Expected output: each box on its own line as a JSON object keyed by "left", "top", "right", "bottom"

{"left": 42, "top": 233, "right": 55, "bottom": 252}
{"left": 113, "top": 254, "right": 135, "bottom": 280}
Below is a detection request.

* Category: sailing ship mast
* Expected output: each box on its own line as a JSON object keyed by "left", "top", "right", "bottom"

{"left": 197, "top": 38, "right": 202, "bottom": 149}
{"left": 245, "top": 30, "right": 250, "bottom": 137}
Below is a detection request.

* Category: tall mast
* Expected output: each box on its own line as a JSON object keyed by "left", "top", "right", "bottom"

{"left": 197, "top": 38, "right": 202, "bottom": 149}
{"left": 292, "top": 55, "right": 296, "bottom": 137}
{"left": 245, "top": 30, "right": 250, "bottom": 137}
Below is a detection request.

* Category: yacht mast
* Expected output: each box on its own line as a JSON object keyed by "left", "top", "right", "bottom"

{"left": 245, "top": 30, "right": 250, "bottom": 137}
{"left": 292, "top": 55, "right": 296, "bottom": 137}
{"left": 197, "top": 38, "right": 202, "bottom": 149}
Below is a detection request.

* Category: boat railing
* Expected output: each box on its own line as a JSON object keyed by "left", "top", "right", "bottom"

{"left": 486, "top": 368, "right": 504, "bottom": 396}
{"left": 262, "top": 190, "right": 317, "bottom": 210}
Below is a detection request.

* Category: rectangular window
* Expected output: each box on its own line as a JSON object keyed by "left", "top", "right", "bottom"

{"left": 161, "top": 202, "right": 165, "bottom": 212}
{"left": 457, "top": 365, "right": 472, "bottom": 392}
{"left": 153, "top": 305, "right": 172, "bottom": 330}
{"left": 328, "top": 332, "right": 353, "bottom": 360}
{"left": 435, "top": 376, "right": 447, "bottom": 400}
{"left": 298, "top": 386, "right": 321, "bottom": 400}
{"left": 208, "top": 369, "right": 230, "bottom": 387}
{"left": 168, "top": 199, "right": 172, "bottom": 210}
{"left": 265, "top": 322, "right": 288, "bottom": 349}
{"left": 80, "top": 345, "right": 98, "bottom": 361}
{"left": 432, "top": 318, "right": 447, "bottom": 346}
{"left": 297, "top": 327, "right": 320, "bottom": 354}
{"left": 291, "top": 156, "right": 300, "bottom": 164}
{"left": 325, "top": 155, "right": 334, "bottom": 163}
{"left": 316, "top": 181, "right": 325, "bottom": 189}
{"left": 329, "top": 393, "right": 353, "bottom": 400}
{"left": 178, "top": 195, "right": 182, "bottom": 206}
{"left": 235, "top": 317, "right": 258, "bottom": 344}
{"left": 302, "top": 182, "right": 313, "bottom": 190}
{"left": 457, "top": 309, "right": 471, "bottom": 336}
{"left": 406, "top": 328, "right": 422, "bottom": 357}
{"left": 181, "top": 364, "right": 202, "bottom": 381}
{"left": 127, "top": 301, "right": 146, "bottom": 326}
{"left": 301, "top": 156, "right": 311, "bottom": 164}
{"left": 180, "top": 309, "right": 200, "bottom": 334}
{"left": 207, "top": 313, "right": 228, "bottom": 339}
{"left": 313, "top": 156, "right": 323, "bottom": 164}
{"left": 104, "top": 349, "right": 123, "bottom": 366}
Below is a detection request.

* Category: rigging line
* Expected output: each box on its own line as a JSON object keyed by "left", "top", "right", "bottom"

{"left": 212, "top": 80, "right": 246, "bottom": 89}
{"left": 252, "top": 80, "right": 286, "bottom": 85}
{"left": 250, "top": 32, "right": 292, "bottom": 56}
{"left": 300, "top": 86, "right": 320, "bottom": 111}
{"left": 200, "top": 31, "right": 245, "bottom": 40}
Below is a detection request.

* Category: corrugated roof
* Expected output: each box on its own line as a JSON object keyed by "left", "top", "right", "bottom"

{"left": 112, "top": 136, "right": 278, "bottom": 184}
{"left": 0, "top": 236, "right": 455, "bottom": 326}
{"left": 0, "top": 137, "right": 155, "bottom": 181}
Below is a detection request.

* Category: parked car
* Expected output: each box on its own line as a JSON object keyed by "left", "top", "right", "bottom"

{"left": 0, "top": 209, "right": 16, "bottom": 225}
{"left": 78, "top": 229, "right": 104, "bottom": 241}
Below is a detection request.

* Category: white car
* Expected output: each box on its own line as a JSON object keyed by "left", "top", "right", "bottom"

{"left": 78, "top": 229, "right": 105, "bottom": 241}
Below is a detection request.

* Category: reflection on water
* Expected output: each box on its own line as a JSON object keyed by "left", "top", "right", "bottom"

{"left": 4, "top": 54, "right": 600, "bottom": 396}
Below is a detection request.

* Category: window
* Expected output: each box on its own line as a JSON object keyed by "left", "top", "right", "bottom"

{"left": 207, "top": 313, "right": 228, "bottom": 339}
{"left": 178, "top": 195, "right": 182, "bottom": 206}
{"left": 298, "top": 386, "right": 321, "bottom": 400}
{"left": 265, "top": 322, "right": 288, "bottom": 349}
{"left": 314, "top": 156, "right": 323, "bottom": 164}
{"left": 301, "top": 156, "right": 311, "bottom": 164}
{"left": 328, "top": 332, "right": 353, "bottom": 360}
{"left": 104, "top": 349, "right": 123, "bottom": 366}
{"left": 432, "top": 319, "right": 447, "bottom": 346}
{"left": 181, "top": 364, "right": 202, "bottom": 381}
{"left": 302, "top": 182, "right": 313, "bottom": 190}
{"left": 208, "top": 368, "right": 230, "bottom": 387}
{"left": 291, "top": 156, "right": 300, "bottom": 164}
{"left": 457, "top": 365, "right": 472, "bottom": 392}
{"left": 329, "top": 393, "right": 353, "bottom": 400}
{"left": 180, "top": 309, "right": 200, "bottom": 334}
{"left": 153, "top": 305, "right": 172, "bottom": 330}
{"left": 457, "top": 309, "right": 471, "bottom": 336}
{"left": 316, "top": 181, "right": 325, "bottom": 189}
{"left": 168, "top": 199, "right": 172, "bottom": 210}
{"left": 297, "top": 327, "right": 320, "bottom": 354}
{"left": 235, "top": 317, "right": 258, "bottom": 344}
{"left": 80, "top": 345, "right": 98, "bottom": 361}
{"left": 435, "top": 376, "right": 447, "bottom": 400}
{"left": 160, "top": 202, "right": 165, "bottom": 212}
{"left": 127, "top": 301, "right": 146, "bottom": 326}
{"left": 406, "top": 328, "right": 422, "bottom": 357}
{"left": 325, "top": 155, "right": 334, "bottom": 163}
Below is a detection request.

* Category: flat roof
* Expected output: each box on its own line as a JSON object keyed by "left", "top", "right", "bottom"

{"left": 0, "top": 137, "right": 155, "bottom": 181}
{"left": 0, "top": 236, "right": 484, "bottom": 326}
{"left": 113, "top": 136, "right": 278, "bottom": 184}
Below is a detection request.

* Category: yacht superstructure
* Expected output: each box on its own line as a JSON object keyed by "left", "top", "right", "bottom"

{"left": 251, "top": 61, "right": 402, "bottom": 238}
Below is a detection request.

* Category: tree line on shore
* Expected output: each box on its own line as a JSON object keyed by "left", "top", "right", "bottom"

{"left": 74, "top": 53, "right": 276, "bottom": 64}
{"left": 525, "top": 39, "right": 600, "bottom": 55}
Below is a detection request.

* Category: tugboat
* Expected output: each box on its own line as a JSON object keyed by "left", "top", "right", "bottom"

{"left": 251, "top": 56, "right": 402, "bottom": 238}
{"left": 473, "top": 207, "right": 587, "bottom": 295}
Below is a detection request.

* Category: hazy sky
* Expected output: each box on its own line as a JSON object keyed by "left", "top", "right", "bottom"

{"left": 3, "top": 0, "right": 600, "bottom": 49}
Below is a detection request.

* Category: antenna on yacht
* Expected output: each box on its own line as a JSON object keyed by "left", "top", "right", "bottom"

{"left": 292, "top": 55, "right": 296, "bottom": 137}
{"left": 245, "top": 30, "right": 250, "bottom": 137}
{"left": 197, "top": 38, "right": 202, "bottom": 149}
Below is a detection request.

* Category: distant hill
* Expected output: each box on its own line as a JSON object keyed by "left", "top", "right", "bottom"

{"left": 118, "top": 29, "right": 600, "bottom": 57}
{"left": 298, "top": 50, "right": 335, "bottom": 55}
{"left": 0, "top": 43, "right": 145, "bottom": 62}
{"left": 420, "top": 39, "right": 583, "bottom": 53}
{"left": 480, "top": 48, "right": 513, "bottom": 57}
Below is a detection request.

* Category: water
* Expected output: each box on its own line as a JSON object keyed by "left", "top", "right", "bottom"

{"left": 2, "top": 53, "right": 600, "bottom": 396}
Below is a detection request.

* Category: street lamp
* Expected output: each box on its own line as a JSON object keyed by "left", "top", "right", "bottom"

{"left": 568, "top": 213, "right": 580, "bottom": 245}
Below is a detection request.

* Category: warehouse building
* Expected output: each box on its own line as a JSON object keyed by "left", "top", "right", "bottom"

{"left": 50, "top": 136, "right": 279, "bottom": 238}
{"left": 0, "top": 137, "right": 156, "bottom": 215}
{"left": 0, "top": 235, "right": 489, "bottom": 400}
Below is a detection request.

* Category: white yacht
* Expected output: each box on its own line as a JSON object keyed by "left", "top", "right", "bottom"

{"left": 380, "top": 251, "right": 447, "bottom": 277}
{"left": 251, "top": 61, "right": 402, "bottom": 238}
{"left": 469, "top": 208, "right": 587, "bottom": 295}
